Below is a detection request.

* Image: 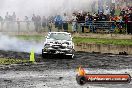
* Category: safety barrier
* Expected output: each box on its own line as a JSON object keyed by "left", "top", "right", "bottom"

{"left": 80, "top": 21, "right": 127, "bottom": 33}
{"left": 0, "top": 21, "right": 131, "bottom": 34}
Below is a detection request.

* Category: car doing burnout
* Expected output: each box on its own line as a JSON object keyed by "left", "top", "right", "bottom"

{"left": 42, "top": 32, "right": 75, "bottom": 59}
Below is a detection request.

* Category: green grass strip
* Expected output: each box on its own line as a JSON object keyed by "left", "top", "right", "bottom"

{"left": 13, "top": 35, "right": 132, "bottom": 46}
{"left": 0, "top": 58, "right": 28, "bottom": 65}
{"left": 73, "top": 37, "right": 132, "bottom": 46}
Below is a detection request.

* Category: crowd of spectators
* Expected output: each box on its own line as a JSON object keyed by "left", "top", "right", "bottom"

{"left": 53, "top": 6, "right": 131, "bottom": 33}
{"left": 70, "top": 6, "right": 131, "bottom": 33}
{"left": 0, "top": 5, "right": 131, "bottom": 33}
{"left": 0, "top": 12, "right": 54, "bottom": 32}
{"left": 0, "top": 12, "right": 16, "bottom": 31}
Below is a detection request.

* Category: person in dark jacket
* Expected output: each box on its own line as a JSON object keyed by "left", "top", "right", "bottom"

{"left": 110, "top": 7, "right": 115, "bottom": 17}
{"left": 42, "top": 16, "right": 47, "bottom": 31}
{"left": 54, "top": 15, "right": 63, "bottom": 32}
{"left": 127, "top": 10, "right": 132, "bottom": 34}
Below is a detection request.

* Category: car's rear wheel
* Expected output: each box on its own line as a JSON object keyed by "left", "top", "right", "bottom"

{"left": 42, "top": 49, "right": 44, "bottom": 58}
{"left": 42, "top": 53, "right": 46, "bottom": 58}
{"left": 42, "top": 49, "right": 49, "bottom": 58}
{"left": 70, "top": 54, "right": 74, "bottom": 59}
{"left": 42, "top": 53, "right": 52, "bottom": 58}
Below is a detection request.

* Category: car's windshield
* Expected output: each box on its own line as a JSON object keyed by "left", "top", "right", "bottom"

{"left": 49, "top": 33, "right": 71, "bottom": 41}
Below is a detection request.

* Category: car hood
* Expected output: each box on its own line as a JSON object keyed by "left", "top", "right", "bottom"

{"left": 44, "top": 39, "right": 73, "bottom": 47}
{"left": 46, "top": 39, "right": 72, "bottom": 43}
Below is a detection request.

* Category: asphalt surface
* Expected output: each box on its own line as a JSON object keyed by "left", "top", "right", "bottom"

{"left": 0, "top": 50, "right": 132, "bottom": 88}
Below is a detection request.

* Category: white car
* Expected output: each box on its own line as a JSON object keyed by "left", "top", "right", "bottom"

{"left": 42, "top": 32, "right": 75, "bottom": 59}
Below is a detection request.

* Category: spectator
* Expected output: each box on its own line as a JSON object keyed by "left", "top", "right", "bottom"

{"left": 17, "top": 18, "right": 20, "bottom": 33}
{"left": 120, "top": 9, "right": 125, "bottom": 16}
{"left": 104, "top": 6, "right": 110, "bottom": 15}
{"left": 12, "top": 12, "right": 16, "bottom": 30}
{"left": 127, "top": 10, "right": 132, "bottom": 34}
{"left": 5, "top": 12, "right": 10, "bottom": 29}
{"left": 49, "top": 16, "right": 54, "bottom": 23}
{"left": 12, "top": 12, "right": 16, "bottom": 21}
{"left": 62, "top": 13, "right": 69, "bottom": 32}
{"left": 88, "top": 14, "right": 94, "bottom": 32}
{"left": 93, "top": 14, "right": 100, "bottom": 32}
{"left": 24, "top": 16, "right": 30, "bottom": 30}
{"left": 32, "top": 14, "right": 38, "bottom": 32}
{"left": 47, "top": 20, "right": 52, "bottom": 32}
{"left": 77, "top": 12, "right": 85, "bottom": 32}
{"left": 42, "top": 16, "right": 47, "bottom": 31}
{"left": 99, "top": 12, "right": 107, "bottom": 21}
{"left": 36, "top": 15, "right": 41, "bottom": 32}
{"left": 54, "top": 14, "right": 63, "bottom": 32}
{"left": 71, "top": 13, "right": 77, "bottom": 32}
{"left": 110, "top": 7, "right": 115, "bottom": 17}
{"left": 0, "top": 16, "right": 3, "bottom": 22}
{"left": 117, "top": 15, "right": 124, "bottom": 33}
{"left": 8, "top": 15, "right": 14, "bottom": 31}
{"left": 54, "top": 15, "right": 58, "bottom": 28}
{"left": 85, "top": 13, "right": 89, "bottom": 28}
{"left": 5, "top": 12, "right": 9, "bottom": 21}
{"left": 85, "top": 14, "right": 89, "bottom": 24}
{"left": 0, "top": 16, "right": 4, "bottom": 31}
{"left": 93, "top": 14, "right": 100, "bottom": 21}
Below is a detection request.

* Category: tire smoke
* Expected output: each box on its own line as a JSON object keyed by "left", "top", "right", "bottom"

{"left": 0, "top": 33, "right": 43, "bottom": 54}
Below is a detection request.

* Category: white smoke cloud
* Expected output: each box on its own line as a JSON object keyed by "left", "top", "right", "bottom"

{"left": 0, "top": 33, "right": 43, "bottom": 54}
{"left": 0, "top": 0, "right": 97, "bottom": 53}
{"left": 0, "top": 0, "right": 96, "bottom": 18}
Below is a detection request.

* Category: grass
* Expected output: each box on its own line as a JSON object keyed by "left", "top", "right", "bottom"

{"left": 14, "top": 35, "right": 44, "bottom": 41}
{"left": 73, "top": 37, "right": 132, "bottom": 46}
{"left": 0, "top": 58, "right": 28, "bottom": 65}
{"left": 13, "top": 35, "right": 132, "bottom": 46}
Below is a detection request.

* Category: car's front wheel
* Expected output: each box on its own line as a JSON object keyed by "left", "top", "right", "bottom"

{"left": 42, "top": 49, "right": 49, "bottom": 58}
{"left": 66, "top": 53, "right": 75, "bottom": 59}
{"left": 69, "top": 54, "right": 74, "bottom": 59}
{"left": 70, "top": 49, "right": 75, "bottom": 59}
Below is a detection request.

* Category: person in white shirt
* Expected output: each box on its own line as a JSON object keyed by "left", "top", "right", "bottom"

{"left": 62, "top": 13, "right": 69, "bottom": 32}
{"left": 71, "top": 13, "right": 77, "bottom": 32}
{"left": 104, "top": 6, "right": 110, "bottom": 15}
